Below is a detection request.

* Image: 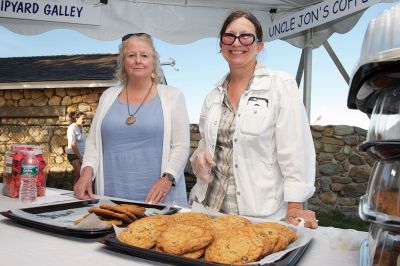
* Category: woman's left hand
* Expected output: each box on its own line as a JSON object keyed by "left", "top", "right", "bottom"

{"left": 285, "top": 202, "right": 318, "bottom": 229}
{"left": 145, "top": 178, "right": 172, "bottom": 204}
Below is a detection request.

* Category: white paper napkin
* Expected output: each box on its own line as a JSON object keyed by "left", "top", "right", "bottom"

{"left": 324, "top": 227, "right": 367, "bottom": 250}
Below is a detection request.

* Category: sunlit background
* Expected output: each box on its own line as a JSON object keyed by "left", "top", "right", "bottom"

{"left": 1, "top": 2, "right": 397, "bottom": 129}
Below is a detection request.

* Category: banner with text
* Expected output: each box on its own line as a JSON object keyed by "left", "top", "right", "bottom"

{"left": 0, "top": 0, "right": 101, "bottom": 25}
{"left": 266, "top": 0, "right": 382, "bottom": 41}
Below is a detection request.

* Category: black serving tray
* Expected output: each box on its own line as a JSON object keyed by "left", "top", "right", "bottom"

{"left": 103, "top": 234, "right": 312, "bottom": 266}
{"left": 1, "top": 199, "right": 180, "bottom": 238}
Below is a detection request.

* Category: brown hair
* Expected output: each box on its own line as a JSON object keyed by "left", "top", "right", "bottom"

{"left": 219, "top": 9, "right": 263, "bottom": 42}
{"left": 68, "top": 111, "right": 85, "bottom": 123}
{"left": 115, "top": 33, "right": 163, "bottom": 85}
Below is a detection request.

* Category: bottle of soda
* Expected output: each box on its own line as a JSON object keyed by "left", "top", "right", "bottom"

{"left": 19, "top": 150, "right": 39, "bottom": 203}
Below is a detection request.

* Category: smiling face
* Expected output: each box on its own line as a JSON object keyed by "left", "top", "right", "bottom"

{"left": 123, "top": 37, "right": 155, "bottom": 81}
{"left": 76, "top": 114, "right": 86, "bottom": 125}
{"left": 220, "top": 17, "right": 264, "bottom": 68}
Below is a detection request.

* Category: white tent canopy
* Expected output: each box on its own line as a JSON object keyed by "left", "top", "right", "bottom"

{"left": 0, "top": 0, "right": 395, "bottom": 117}
{"left": 0, "top": 0, "right": 388, "bottom": 47}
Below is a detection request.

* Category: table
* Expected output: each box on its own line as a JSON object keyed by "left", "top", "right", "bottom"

{"left": 0, "top": 186, "right": 367, "bottom": 266}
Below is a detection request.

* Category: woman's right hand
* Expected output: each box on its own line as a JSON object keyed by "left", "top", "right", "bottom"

{"left": 190, "top": 149, "right": 215, "bottom": 183}
{"left": 73, "top": 166, "right": 94, "bottom": 200}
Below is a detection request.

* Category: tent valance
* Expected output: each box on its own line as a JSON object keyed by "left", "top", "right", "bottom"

{"left": 0, "top": 0, "right": 392, "bottom": 48}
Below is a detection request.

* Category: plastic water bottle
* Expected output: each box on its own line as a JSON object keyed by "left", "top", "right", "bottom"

{"left": 19, "top": 150, "right": 39, "bottom": 203}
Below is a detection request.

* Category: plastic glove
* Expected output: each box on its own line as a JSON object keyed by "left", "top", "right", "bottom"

{"left": 285, "top": 205, "right": 318, "bottom": 229}
{"left": 190, "top": 148, "right": 215, "bottom": 183}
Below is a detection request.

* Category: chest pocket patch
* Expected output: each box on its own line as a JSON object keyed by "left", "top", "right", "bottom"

{"left": 239, "top": 96, "right": 271, "bottom": 135}
{"left": 249, "top": 96, "right": 268, "bottom": 107}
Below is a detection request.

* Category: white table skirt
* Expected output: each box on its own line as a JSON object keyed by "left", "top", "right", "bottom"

{"left": 0, "top": 185, "right": 367, "bottom": 266}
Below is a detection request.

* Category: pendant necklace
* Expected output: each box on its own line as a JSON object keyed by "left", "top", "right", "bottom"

{"left": 125, "top": 82, "right": 153, "bottom": 125}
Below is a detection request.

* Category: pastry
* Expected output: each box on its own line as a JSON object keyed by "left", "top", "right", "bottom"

{"left": 156, "top": 223, "right": 214, "bottom": 255}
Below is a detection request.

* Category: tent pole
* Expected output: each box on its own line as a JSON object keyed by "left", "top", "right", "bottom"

{"left": 296, "top": 50, "right": 304, "bottom": 87}
{"left": 303, "top": 29, "right": 312, "bottom": 121}
{"left": 303, "top": 30, "right": 313, "bottom": 212}
{"left": 323, "top": 41, "right": 350, "bottom": 84}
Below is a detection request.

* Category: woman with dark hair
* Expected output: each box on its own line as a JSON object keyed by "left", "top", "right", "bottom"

{"left": 190, "top": 10, "right": 318, "bottom": 228}
{"left": 74, "top": 33, "right": 189, "bottom": 207}
{"left": 67, "top": 111, "right": 86, "bottom": 183}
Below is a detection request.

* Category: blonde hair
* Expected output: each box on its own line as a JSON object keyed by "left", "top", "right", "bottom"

{"left": 115, "top": 33, "right": 163, "bottom": 85}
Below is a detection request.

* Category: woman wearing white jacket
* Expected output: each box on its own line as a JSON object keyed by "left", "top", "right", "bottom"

{"left": 190, "top": 10, "right": 318, "bottom": 228}
{"left": 74, "top": 33, "right": 189, "bottom": 207}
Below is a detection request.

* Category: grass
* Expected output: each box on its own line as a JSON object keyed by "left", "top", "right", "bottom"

{"left": 316, "top": 211, "right": 370, "bottom": 232}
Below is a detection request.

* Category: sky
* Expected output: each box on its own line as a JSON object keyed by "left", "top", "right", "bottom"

{"left": 0, "top": 2, "right": 398, "bottom": 129}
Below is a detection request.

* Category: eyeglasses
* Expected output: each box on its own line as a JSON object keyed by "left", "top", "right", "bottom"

{"left": 220, "top": 32, "right": 257, "bottom": 46}
{"left": 122, "top": 32, "right": 150, "bottom": 42}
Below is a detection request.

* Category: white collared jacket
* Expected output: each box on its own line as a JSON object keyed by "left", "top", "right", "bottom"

{"left": 190, "top": 62, "right": 316, "bottom": 219}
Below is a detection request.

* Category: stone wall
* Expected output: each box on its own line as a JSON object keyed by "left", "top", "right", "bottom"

{"left": 0, "top": 87, "right": 107, "bottom": 189}
{"left": 309, "top": 125, "right": 373, "bottom": 218}
{"left": 0, "top": 88, "right": 374, "bottom": 217}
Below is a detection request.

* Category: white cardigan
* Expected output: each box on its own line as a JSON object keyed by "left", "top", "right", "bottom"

{"left": 82, "top": 84, "right": 190, "bottom": 198}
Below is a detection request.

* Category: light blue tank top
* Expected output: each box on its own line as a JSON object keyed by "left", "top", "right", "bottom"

{"left": 101, "top": 95, "right": 163, "bottom": 202}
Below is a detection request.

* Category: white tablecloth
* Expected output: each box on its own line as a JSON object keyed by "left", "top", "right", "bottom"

{"left": 0, "top": 185, "right": 367, "bottom": 266}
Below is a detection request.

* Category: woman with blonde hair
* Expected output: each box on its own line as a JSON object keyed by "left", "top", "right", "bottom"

{"left": 74, "top": 33, "right": 190, "bottom": 207}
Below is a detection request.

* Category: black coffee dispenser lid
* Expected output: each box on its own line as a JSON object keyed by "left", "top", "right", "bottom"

{"left": 347, "top": 4, "right": 400, "bottom": 114}
{"left": 348, "top": 60, "right": 400, "bottom": 114}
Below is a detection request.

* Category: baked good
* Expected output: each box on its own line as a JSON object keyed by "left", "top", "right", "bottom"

{"left": 253, "top": 222, "right": 296, "bottom": 253}
{"left": 88, "top": 207, "right": 133, "bottom": 224}
{"left": 372, "top": 242, "right": 400, "bottom": 266}
{"left": 252, "top": 224, "right": 279, "bottom": 256}
{"left": 117, "top": 211, "right": 300, "bottom": 263}
{"left": 156, "top": 246, "right": 205, "bottom": 259}
{"left": 372, "top": 189, "right": 400, "bottom": 217}
{"left": 169, "top": 212, "right": 213, "bottom": 228}
{"left": 119, "top": 204, "right": 147, "bottom": 218}
{"left": 156, "top": 223, "right": 214, "bottom": 255}
{"left": 211, "top": 214, "right": 252, "bottom": 235}
{"left": 98, "top": 217, "right": 123, "bottom": 226}
{"left": 118, "top": 215, "right": 169, "bottom": 249}
{"left": 205, "top": 226, "right": 264, "bottom": 265}
{"left": 181, "top": 248, "right": 205, "bottom": 259}
{"left": 260, "top": 222, "right": 297, "bottom": 242}
{"left": 99, "top": 204, "right": 137, "bottom": 221}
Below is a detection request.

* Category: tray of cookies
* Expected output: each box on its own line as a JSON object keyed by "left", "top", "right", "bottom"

{"left": 0, "top": 199, "right": 180, "bottom": 238}
{"left": 103, "top": 212, "right": 312, "bottom": 265}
